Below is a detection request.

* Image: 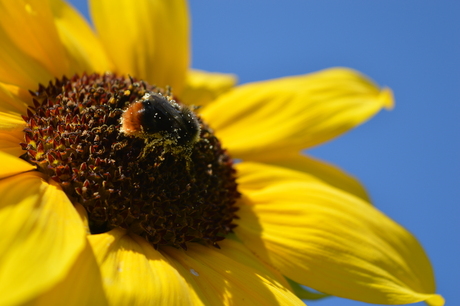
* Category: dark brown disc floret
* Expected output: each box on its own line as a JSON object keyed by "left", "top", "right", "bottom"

{"left": 20, "top": 73, "right": 240, "bottom": 249}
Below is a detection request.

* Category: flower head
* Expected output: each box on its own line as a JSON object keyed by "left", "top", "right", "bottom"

{"left": 0, "top": 1, "right": 444, "bottom": 306}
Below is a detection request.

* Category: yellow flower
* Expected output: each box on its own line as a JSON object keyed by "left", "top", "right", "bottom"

{"left": 0, "top": 1, "right": 444, "bottom": 306}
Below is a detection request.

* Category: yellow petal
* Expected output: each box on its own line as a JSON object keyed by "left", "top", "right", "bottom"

{"left": 235, "top": 162, "right": 443, "bottom": 305}
{"left": 0, "top": 0, "right": 70, "bottom": 89}
{"left": 30, "top": 242, "right": 108, "bottom": 306}
{"left": 0, "top": 111, "right": 24, "bottom": 129}
{"left": 90, "top": 0, "right": 189, "bottom": 94}
{"left": 49, "top": 0, "right": 113, "bottom": 75}
{"left": 0, "top": 129, "right": 24, "bottom": 158}
{"left": 0, "top": 111, "right": 27, "bottom": 158}
{"left": 2, "top": 82, "right": 37, "bottom": 106}
{"left": 0, "top": 82, "right": 29, "bottom": 114}
{"left": 0, "top": 172, "right": 86, "bottom": 305}
{"left": 201, "top": 68, "right": 393, "bottom": 160}
{"left": 163, "top": 238, "right": 304, "bottom": 306}
{"left": 74, "top": 203, "right": 91, "bottom": 234}
{"left": 88, "top": 229, "right": 195, "bottom": 306}
{"left": 0, "top": 151, "right": 35, "bottom": 179}
{"left": 181, "top": 69, "right": 237, "bottom": 107}
{"left": 240, "top": 153, "right": 370, "bottom": 202}
{"left": 236, "top": 161, "right": 327, "bottom": 194}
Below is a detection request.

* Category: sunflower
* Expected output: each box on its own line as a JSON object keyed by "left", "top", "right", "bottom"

{"left": 0, "top": 0, "right": 444, "bottom": 305}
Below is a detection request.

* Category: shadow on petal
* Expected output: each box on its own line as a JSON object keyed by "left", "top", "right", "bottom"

{"left": 163, "top": 236, "right": 304, "bottom": 306}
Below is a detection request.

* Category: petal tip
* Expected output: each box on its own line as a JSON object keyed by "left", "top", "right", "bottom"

{"left": 425, "top": 294, "right": 445, "bottom": 306}
{"left": 380, "top": 87, "right": 395, "bottom": 110}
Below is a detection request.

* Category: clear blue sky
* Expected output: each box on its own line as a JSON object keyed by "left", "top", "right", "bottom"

{"left": 70, "top": 1, "right": 459, "bottom": 305}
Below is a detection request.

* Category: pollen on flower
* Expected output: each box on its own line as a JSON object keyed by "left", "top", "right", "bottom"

{"left": 20, "top": 73, "right": 240, "bottom": 249}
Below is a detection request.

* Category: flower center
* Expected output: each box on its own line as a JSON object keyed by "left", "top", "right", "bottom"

{"left": 20, "top": 73, "right": 240, "bottom": 249}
